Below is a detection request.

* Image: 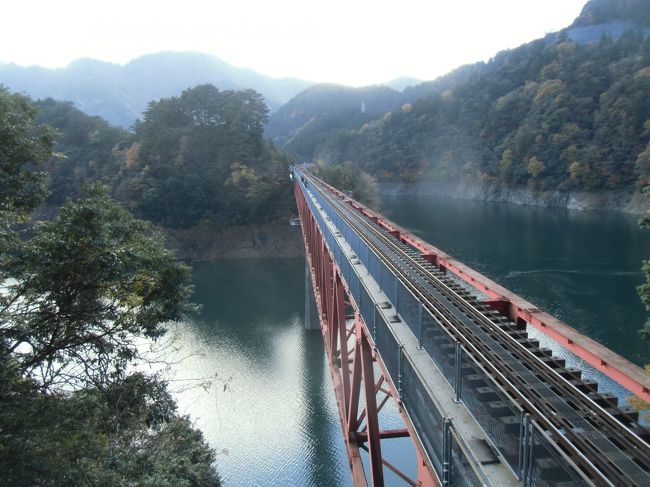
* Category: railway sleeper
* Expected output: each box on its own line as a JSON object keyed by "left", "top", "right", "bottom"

{"left": 491, "top": 317, "right": 512, "bottom": 327}
{"left": 464, "top": 373, "right": 488, "bottom": 390}
{"left": 530, "top": 346, "right": 554, "bottom": 358}
{"left": 587, "top": 392, "right": 619, "bottom": 408}
{"left": 505, "top": 329, "right": 529, "bottom": 341}
{"left": 516, "top": 337, "right": 540, "bottom": 349}
{"left": 476, "top": 386, "right": 498, "bottom": 402}
{"left": 604, "top": 406, "right": 640, "bottom": 423}
{"left": 628, "top": 425, "right": 650, "bottom": 442}
{"left": 499, "top": 415, "right": 520, "bottom": 435}
{"left": 487, "top": 400, "right": 512, "bottom": 418}
{"left": 568, "top": 378, "right": 598, "bottom": 394}
{"left": 555, "top": 366, "right": 583, "bottom": 380}
{"left": 512, "top": 319, "right": 528, "bottom": 331}
{"left": 497, "top": 321, "right": 522, "bottom": 333}
{"left": 539, "top": 355, "right": 566, "bottom": 367}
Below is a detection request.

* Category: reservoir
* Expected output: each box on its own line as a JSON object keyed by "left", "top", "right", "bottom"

{"left": 168, "top": 194, "right": 650, "bottom": 486}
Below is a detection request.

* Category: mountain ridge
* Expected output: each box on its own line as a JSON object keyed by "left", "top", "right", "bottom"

{"left": 0, "top": 51, "right": 314, "bottom": 127}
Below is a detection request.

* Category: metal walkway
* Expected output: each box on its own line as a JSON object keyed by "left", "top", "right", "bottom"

{"left": 294, "top": 167, "right": 650, "bottom": 487}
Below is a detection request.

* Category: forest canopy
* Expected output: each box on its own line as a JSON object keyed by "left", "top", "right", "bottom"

{"left": 27, "top": 84, "right": 294, "bottom": 230}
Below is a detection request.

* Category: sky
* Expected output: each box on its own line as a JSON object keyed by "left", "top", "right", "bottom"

{"left": 2, "top": 0, "right": 588, "bottom": 86}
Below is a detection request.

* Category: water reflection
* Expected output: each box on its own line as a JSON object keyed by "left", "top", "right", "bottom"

{"left": 166, "top": 258, "right": 353, "bottom": 487}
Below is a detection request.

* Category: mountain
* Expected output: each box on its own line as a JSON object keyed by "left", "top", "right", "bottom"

{"left": 0, "top": 52, "right": 313, "bottom": 127}
{"left": 270, "top": 0, "right": 650, "bottom": 195}
{"left": 265, "top": 83, "right": 403, "bottom": 154}
{"left": 264, "top": 64, "right": 491, "bottom": 160}
{"left": 383, "top": 77, "right": 422, "bottom": 91}
{"left": 571, "top": 0, "right": 650, "bottom": 26}
{"left": 566, "top": 0, "right": 650, "bottom": 44}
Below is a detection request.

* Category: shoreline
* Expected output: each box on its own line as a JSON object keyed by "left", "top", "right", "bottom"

{"left": 377, "top": 182, "right": 650, "bottom": 215}
{"left": 163, "top": 222, "right": 305, "bottom": 261}
{"left": 161, "top": 182, "right": 649, "bottom": 261}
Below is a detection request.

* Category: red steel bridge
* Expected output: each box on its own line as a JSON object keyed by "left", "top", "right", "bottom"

{"left": 293, "top": 167, "right": 650, "bottom": 487}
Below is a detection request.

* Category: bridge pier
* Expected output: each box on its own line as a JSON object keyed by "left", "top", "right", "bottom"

{"left": 305, "top": 259, "right": 320, "bottom": 330}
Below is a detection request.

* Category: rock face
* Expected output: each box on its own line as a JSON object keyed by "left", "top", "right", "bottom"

{"left": 163, "top": 222, "right": 305, "bottom": 261}
{"left": 379, "top": 182, "right": 650, "bottom": 215}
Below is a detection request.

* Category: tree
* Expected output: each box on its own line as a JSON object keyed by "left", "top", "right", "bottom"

{"left": 0, "top": 86, "right": 55, "bottom": 268}
{"left": 0, "top": 360, "right": 221, "bottom": 486}
{"left": 527, "top": 156, "right": 546, "bottom": 177}
{"left": 32, "top": 98, "right": 130, "bottom": 205}
{"left": 636, "top": 141, "right": 650, "bottom": 186}
{"left": 1, "top": 184, "right": 196, "bottom": 391}
{"left": 314, "top": 161, "right": 379, "bottom": 207}
{"left": 0, "top": 87, "right": 55, "bottom": 222}
{"left": 124, "top": 84, "right": 288, "bottom": 228}
{"left": 500, "top": 149, "right": 513, "bottom": 171}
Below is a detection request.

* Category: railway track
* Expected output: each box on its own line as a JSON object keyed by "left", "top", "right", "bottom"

{"left": 302, "top": 171, "right": 650, "bottom": 486}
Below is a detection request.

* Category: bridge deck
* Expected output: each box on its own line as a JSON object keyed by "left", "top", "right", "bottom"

{"left": 295, "top": 167, "right": 650, "bottom": 487}
{"left": 307, "top": 183, "right": 519, "bottom": 486}
{"left": 340, "top": 195, "right": 650, "bottom": 403}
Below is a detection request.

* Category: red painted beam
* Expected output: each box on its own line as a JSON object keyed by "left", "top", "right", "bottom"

{"left": 360, "top": 315, "right": 384, "bottom": 486}
{"left": 355, "top": 429, "right": 411, "bottom": 441}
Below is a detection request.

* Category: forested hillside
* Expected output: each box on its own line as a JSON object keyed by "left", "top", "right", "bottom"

{"left": 572, "top": 0, "right": 650, "bottom": 26}
{"left": 272, "top": 0, "right": 650, "bottom": 194}
{"left": 265, "top": 84, "right": 403, "bottom": 152}
{"left": 28, "top": 85, "right": 294, "bottom": 228}
{"left": 34, "top": 99, "right": 131, "bottom": 205}
{"left": 117, "top": 85, "right": 293, "bottom": 227}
